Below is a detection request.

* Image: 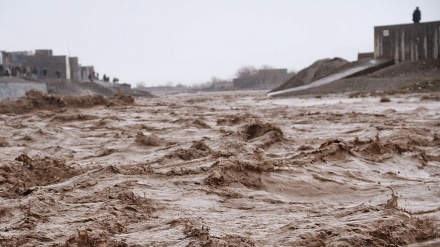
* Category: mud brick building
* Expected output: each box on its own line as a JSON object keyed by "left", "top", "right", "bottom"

{"left": 1, "top": 49, "right": 90, "bottom": 82}
{"left": 80, "top": 66, "right": 94, "bottom": 81}
{"left": 374, "top": 21, "right": 440, "bottom": 62}
{"left": 69, "top": 57, "right": 81, "bottom": 81}
{"left": 0, "top": 51, "right": 33, "bottom": 71}
{"left": 24, "top": 50, "right": 72, "bottom": 80}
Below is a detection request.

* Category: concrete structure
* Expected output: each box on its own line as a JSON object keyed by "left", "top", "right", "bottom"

{"left": 81, "top": 66, "right": 95, "bottom": 81}
{"left": 233, "top": 68, "right": 293, "bottom": 89}
{"left": 1, "top": 51, "right": 34, "bottom": 67}
{"left": 35, "top": 49, "right": 53, "bottom": 57}
{"left": 267, "top": 59, "right": 393, "bottom": 97}
{"left": 24, "top": 54, "right": 71, "bottom": 80}
{"left": 1, "top": 49, "right": 95, "bottom": 82}
{"left": 69, "top": 57, "right": 81, "bottom": 81}
{"left": 0, "top": 81, "right": 47, "bottom": 100}
{"left": 358, "top": 52, "right": 374, "bottom": 60}
{"left": 374, "top": 21, "right": 440, "bottom": 62}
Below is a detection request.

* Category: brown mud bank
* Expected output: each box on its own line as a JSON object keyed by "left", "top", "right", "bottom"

{"left": 0, "top": 90, "right": 134, "bottom": 114}
{"left": 0, "top": 90, "right": 439, "bottom": 246}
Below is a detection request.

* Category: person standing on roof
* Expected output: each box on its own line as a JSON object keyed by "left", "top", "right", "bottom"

{"left": 413, "top": 7, "right": 421, "bottom": 23}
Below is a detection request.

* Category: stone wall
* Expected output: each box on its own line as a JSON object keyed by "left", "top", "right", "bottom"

{"left": 374, "top": 21, "right": 440, "bottom": 62}
{"left": 0, "top": 82, "right": 47, "bottom": 100}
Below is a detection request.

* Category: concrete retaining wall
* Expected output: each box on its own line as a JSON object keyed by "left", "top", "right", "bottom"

{"left": 0, "top": 82, "right": 47, "bottom": 100}
{"left": 374, "top": 21, "right": 440, "bottom": 62}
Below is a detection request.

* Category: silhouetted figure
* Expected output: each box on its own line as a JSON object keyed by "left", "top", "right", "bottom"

{"left": 0, "top": 64, "right": 3, "bottom": 77}
{"left": 413, "top": 7, "right": 421, "bottom": 23}
{"left": 11, "top": 67, "right": 17, "bottom": 77}
{"left": 103, "top": 74, "right": 109, "bottom": 82}
{"left": 56, "top": 70, "right": 61, "bottom": 78}
{"left": 32, "top": 67, "right": 37, "bottom": 79}
{"left": 43, "top": 68, "right": 47, "bottom": 78}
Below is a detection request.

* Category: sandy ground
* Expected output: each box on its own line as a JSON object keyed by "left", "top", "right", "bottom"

{"left": 0, "top": 90, "right": 439, "bottom": 246}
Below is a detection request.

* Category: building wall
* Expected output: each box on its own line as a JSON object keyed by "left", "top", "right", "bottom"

{"left": 1, "top": 51, "right": 34, "bottom": 67}
{"left": 69, "top": 57, "right": 80, "bottom": 82}
{"left": 374, "top": 21, "right": 440, "bottom": 62}
{"left": 81, "top": 66, "right": 94, "bottom": 81}
{"left": 23, "top": 55, "right": 70, "bottom": 80}
{"left": 35, "top": 49, "right": 53, "bottom": 57}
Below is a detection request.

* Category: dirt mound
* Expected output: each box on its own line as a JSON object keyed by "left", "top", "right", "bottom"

{"left": 271, "top": 57, "right": 349, "bottom": 92}
{"left": 370, "top": 58, "right": 440, "bottom": 79}
{"left": 398, "top": 79, "right": 440, "bottom": 93}
{"left": 0, "top": 90, "right": 134, "bottom": 114}
{"left": 270, "top": 58, "right": 440, "bottom": 96}
{"left": 0, "top": 154, "right": 83, "bottom": 198}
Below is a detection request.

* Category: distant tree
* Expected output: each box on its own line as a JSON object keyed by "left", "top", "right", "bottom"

{"left": 260, "top": 65, "right": 274, "bottom": 70}
{"left": 211, "top": 76, "right": 222, "bottom": 84}
{"left": 235, "top": 66, "right": 257, "bottom": 78}
{"left": 175, "top": 83, "right": 186, "bottom": 88}
{"left": 136, "top": 81, "right": 146, "bottom": 88}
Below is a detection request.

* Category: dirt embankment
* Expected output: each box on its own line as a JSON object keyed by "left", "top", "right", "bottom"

{"left": 0, "top": 90, "right": 134, "bottom": 114}
{"left": 271, "top": 58, "right": 440, "bottom": 96}
{"left": 272, "top": 57, "right": 349, "bottom": 92}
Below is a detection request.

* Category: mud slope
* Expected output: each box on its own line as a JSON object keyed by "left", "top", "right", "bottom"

{"left": 0, "top": 90, "right": 439, "bottom": 246}
{"left": 271, "top": 59, "right": 440, "bottom": 96}
{"left": 271, "top": 57, "right": 349, "bottom": 92}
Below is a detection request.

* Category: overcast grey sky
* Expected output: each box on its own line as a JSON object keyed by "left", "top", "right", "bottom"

{"left": 1, "top": 0, "right": 439, "bottom": 86}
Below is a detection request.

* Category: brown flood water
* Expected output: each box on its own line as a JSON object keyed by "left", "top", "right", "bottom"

{"left": 0, "top": 90, "right": 439, "bottom": 246}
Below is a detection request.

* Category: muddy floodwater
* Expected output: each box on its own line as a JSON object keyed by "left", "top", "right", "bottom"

{"left": 0, "top": 90, "right": 439, "bottom": 246}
